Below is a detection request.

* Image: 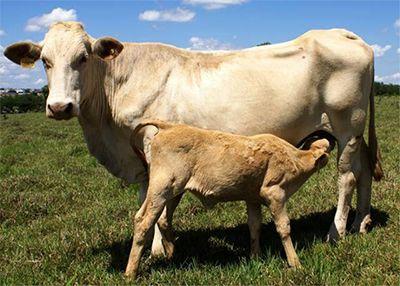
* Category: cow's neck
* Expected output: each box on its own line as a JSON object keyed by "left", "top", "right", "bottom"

{"left": 79, "top": 44, "right": 173, "bottom": 126}
{"left": 79, "top": 57, "right": 113, "bottom": 124}
{"left": 76, "top": 46, "right": 162, "bottom": 183}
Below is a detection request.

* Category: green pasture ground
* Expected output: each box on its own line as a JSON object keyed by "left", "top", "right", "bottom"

{"left": 0, "top": 96, "right": 399, "bottom": 285}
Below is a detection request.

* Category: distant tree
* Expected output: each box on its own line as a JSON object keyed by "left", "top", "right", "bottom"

{"left": 41, "top": 85, "right": 49, "bottom": 98}
{"left": 374, "top": 82, "right": 400, "bottom": 96}
{"left": 256, "top": 42, "right": 271, "bottom": 46}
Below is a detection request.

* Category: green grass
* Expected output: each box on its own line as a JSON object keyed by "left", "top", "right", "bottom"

{"left": 1, "top": 96, "right": 399, "bottom": 285}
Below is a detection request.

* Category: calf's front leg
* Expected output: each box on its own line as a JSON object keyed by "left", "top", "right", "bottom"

{"left": 125, "top": 187, "right": 169, "bottom": 279}
{"left": 261, "top": 185, "right": 300, "bottom": 268}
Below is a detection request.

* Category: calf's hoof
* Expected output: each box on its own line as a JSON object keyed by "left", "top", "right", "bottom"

{"left": 124, "top": 270, "right": 138, "bottom": 281}
{"left": 288, "top": 258, "right": 302, "bottom": 269}
{"left": 250, "top": 250, "right": 261, "bottom": 259}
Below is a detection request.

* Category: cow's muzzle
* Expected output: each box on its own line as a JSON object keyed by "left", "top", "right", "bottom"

{"left": 47, "top": 102, "right": 74, "bottom": 120}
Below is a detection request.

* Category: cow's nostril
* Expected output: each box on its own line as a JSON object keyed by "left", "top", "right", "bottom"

{"left": 48, "top": 104, "right": 54, "bottom": 113}
{"left": 65, "top": 103, "right": 73, "bottom": 114}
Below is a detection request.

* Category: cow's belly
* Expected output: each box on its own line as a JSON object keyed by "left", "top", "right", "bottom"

{"left": 175, "top": 91, "right": 323, "bottom": 145}
{"left": 168, "top": 56, "right": 325, "bottom": 144}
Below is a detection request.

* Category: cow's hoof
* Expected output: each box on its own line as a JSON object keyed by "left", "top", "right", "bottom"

{"left": 351, "top": 214, "right": 372, "bottom": 234}
{"left": 326, "top": 223, "right": 344, "bottom": 243}
{"left": 150, "top": 241, "right": 166, "bottom": 258}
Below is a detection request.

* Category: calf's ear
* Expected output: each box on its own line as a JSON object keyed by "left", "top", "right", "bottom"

{"left": 92, "top": 37, "right": 124, "bottom": 60}
{"left": 4, "top": 42, "right": 42, "bottom": 68}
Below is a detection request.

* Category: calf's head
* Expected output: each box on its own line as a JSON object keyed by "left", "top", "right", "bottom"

{"left": 4, "top": 21, "right": 123, "bottom": 120}
{"left": 309, "top": 139, "right": 330, "bottom": 169}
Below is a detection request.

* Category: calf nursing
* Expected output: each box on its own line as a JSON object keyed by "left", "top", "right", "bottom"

{"left": 125, "top": 120, "right": 332, "bottom": 278}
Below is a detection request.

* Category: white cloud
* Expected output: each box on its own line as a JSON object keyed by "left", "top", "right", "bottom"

{"left": 139, "top": 8, "right": 195, "bottom": 22}
{"left": 394, "top": 18, "right": 400, "bottom": 35}
{"left": 25, "top": 8, "right": 77, "bottom": 32}
{"left": 0, "top": 66, "right": 6, "bottom": 75}
{"left": 0, "top": 29, "right": 5, "bottom": 36}
{"left": 183, "top": 0, "right": 248, "bottom": 10}
{"left": 34, "top": 78, "right": 45, "bottom": 85}
{"left": 14, "top": 74, "right": 31, "bottom": 80}
{"left": 375, "top": 73, "right": 400, "bottom": 84}
{"left": 188, "top": 36, "right": 235, "bottom": 50}
{"left": 397, "top": 48, "right": 400, "bottom": 54}
{"left": 371, "top": 44, "right": 391, "bottom": 57}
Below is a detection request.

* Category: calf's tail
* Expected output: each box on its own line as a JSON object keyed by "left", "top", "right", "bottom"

{"left": 130, "top": 119, "right": 175, "bottom": 172}
{"left": 133, "top": 119, "right": 175, "bottom": 139}
{"left": 296, "top": 130, "right": 336, "bottom": 152}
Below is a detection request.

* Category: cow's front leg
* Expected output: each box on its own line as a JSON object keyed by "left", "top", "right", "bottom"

{"left": 351, "top": 139, "right": 372, "bottom": 234}
{"left": 327, "top": 136, "right": 362, "bottom": 242}
{"left": 138, "top": 181, "right": 166, "bottom": 257}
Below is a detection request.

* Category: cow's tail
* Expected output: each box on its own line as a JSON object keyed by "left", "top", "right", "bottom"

{"left": 368, "top": 67, "right": 384, "bottom": 181}
{"left": 296, "top": 130, "right": 337, "bottom": 152}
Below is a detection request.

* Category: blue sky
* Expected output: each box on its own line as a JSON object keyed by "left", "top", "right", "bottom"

{"left": 0, "top": 0, "right": 399, "bottom": 88}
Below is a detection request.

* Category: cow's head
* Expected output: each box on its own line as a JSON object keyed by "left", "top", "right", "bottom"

{"left": 3, "top": 21, "right": 123, "bottom": 120}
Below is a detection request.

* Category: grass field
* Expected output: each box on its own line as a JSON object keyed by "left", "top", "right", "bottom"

{"left": 0, "top": 96, "right": 399, "bottom": 285}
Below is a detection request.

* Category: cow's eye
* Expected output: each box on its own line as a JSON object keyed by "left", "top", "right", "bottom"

{"left": 42, "top": 58, "right": 52, "bottom": 69}
{"left": 78, "top": 55, "right": 87, "bottom": 65}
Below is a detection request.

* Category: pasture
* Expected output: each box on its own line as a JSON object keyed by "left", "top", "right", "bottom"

{"left": 0, "top": 96, "right": 399, "bottom": 285}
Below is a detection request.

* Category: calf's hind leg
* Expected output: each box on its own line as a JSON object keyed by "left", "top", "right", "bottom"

{"left": 138, "top": 181, "right": 166, "bottom": 257}
{"left": 261, "top": 185, "right": 300, "bottom": 268}
{"left": 157, "top": 193, "right": 184, "bottom": 259}
{"left": 246, "top": 202, "right": 262, "bottom": 258}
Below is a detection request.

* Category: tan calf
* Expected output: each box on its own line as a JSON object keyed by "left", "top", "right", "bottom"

{"left": 125, "top": 120, "right": 332, "bottom": 278}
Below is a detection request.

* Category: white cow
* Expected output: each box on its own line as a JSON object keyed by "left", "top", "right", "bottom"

{"left": 4, "top": 22, "right": 383, "bottom": 255}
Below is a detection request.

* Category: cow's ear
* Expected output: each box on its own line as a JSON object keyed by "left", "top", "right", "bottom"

{"left": 92, "top": 37, "right": 123, "bottom": 60}
{"left": 4, "top": 42, "right": 42, "bottom": 68}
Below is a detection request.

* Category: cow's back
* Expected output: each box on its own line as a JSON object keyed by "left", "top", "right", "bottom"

{"left": 158, "top": 29, "right": 373, "bottom": 144}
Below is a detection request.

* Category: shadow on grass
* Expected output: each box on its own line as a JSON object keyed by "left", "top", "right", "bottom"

{"left": 93, "top": 207, "right": 388, "bottom": 273}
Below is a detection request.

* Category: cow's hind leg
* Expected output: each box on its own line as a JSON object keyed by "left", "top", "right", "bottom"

{"left": 327, "top": 136, "right": 362, "bottom": 242}
{"left": 125, "top": 183, "right": 171, "bottom": 279}
{"left": 351, "top": 138, "right": 373, "bottom": 234}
